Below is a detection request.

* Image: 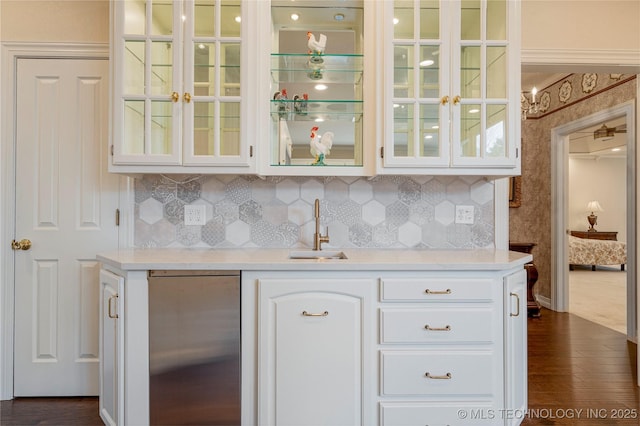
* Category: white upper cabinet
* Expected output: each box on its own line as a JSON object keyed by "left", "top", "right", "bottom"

{"left": 110, "top": 0, "right": 256, "bottom": 174}
{"left": 379, "top": 0, "right": 521, "bottom": 175}
{"left": 256, "top": 0, "right": 377, "bottom": 176}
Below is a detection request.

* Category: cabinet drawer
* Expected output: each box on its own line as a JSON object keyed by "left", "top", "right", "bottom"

{"left": 381, "top": 278, "right": 495, "bottom": 302}
{"left": 381, "top": 351, "right": 496, "bottom": 397}
{"left": 380, "top": 402, "right": 498, "bottom": 426}
{"left": 380, "top": 308, "right": 495, "bottom": 344}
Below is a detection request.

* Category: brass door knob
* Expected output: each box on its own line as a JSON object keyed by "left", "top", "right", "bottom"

{"left": 11, "top": 239, "right": 31, "bottom": 250}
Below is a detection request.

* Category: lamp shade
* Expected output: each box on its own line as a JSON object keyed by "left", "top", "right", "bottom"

{"left": 586, "top": 200, "right": 603, "bottom": 213}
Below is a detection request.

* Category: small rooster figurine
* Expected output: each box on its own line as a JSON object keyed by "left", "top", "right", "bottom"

{"left": 309, "top": 126, "right": 334, "bottom": 166}
{"left": 307, "top": 31, "right": 327, "bottom": 60}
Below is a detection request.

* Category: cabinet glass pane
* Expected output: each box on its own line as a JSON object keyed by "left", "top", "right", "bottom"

{"left": 221, "top": 43, "right": 241, "bottom": 95}
{"left": 221, "top": 2, "right": 241, "bottom": 38}
{"left": 193, "top": 101, "right": 214, "bottom": 155}
{"left": 420, "top": 104, "right": 440, "bottom": 157}
{"left": 419, "top": 0, "right": 439, "bottom": 39}
{"left": 460, "top": 103, "right": 481, "bottom": 157}
{"left": 123, "top": 101, "right": 145, "bottom": 154}
{"left": 419, "top": 45, "right": 439, "bottom": 98}
{"left": 394, "top": 1, "right": 414, "bottom": 39}
{"left": 194, "top": 43, "right": 216, "bottom": 96}
{"left": 150, "top": 101, "right": 173, "bottom": 154}
{"left": 486, "top": 46, "right": 506, "bottom": 98}
{"left": 151, "top": 41, "right": 173, "bottom": 95}
{"left": 124, "top": 41, "right": 145, "bottom": 95}
{"left": 460, "top": 46, "right": 480, "bottom": 98}
{"left": 461, "top": 0, "right": 480, "bottom": 40}
{"left": 486, "top": 104, "right": 506, "bottom": 157}
{"left": 486, "top": 0, "right": 507, "bottom": 40}
{"left": 393, "top": 104, "right": 413, "bottom": 157}
{"left": 195, "top": 0, "right": 215, "bottom": 37}
{"left": 150, "top": 0, "right": 173, "bottom": 36}
{"left": 124, "top": 0, "right": 146, "bottom": 34}
{"left": 394, "top": 46, "right": 413, "bottom": 97}
{"left": 221, "top": 102, "right": 240, "bottom": 155}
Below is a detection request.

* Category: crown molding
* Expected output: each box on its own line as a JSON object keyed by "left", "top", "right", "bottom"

{"left": 522, "top": 48, "right": 640, "bottom": 73}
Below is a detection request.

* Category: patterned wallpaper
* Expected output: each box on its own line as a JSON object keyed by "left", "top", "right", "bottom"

{"left": 512, "top": 74, "right": 637, "bottom": 301}
{"left": 134, "top": 175, "right": 496, "bottom": 249}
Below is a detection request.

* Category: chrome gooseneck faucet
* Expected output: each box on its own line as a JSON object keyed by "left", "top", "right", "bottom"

{"left": 313, "top": 198, "right": 329, "bottom": 251}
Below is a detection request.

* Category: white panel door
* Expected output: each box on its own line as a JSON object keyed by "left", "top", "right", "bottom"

{"left": 13, "top": 58, "right": 120, "bottom": 396}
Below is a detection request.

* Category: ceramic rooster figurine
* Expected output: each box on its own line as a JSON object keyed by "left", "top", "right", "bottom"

{"left": 309, "top": 126, "right": 334, "bottom": 166}
{"left": 307, "top": 32, "right": 327, "bottom": 57}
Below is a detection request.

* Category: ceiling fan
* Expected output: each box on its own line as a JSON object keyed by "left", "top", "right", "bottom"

{"left": 593, "top": 123, "right": 627, "bottom": 141}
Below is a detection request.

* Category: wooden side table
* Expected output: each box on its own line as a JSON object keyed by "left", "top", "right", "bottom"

{"left": 509, "top": 242, "right": 541, "bottom": 318}
{"left": 570, "top": 230, "right": 617, "bottom": 241}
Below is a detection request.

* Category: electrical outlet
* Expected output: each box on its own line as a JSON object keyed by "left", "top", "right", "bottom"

{"left": 455, "top": 205, "right": 475, "bottom": 224}
{"left": 184, "top": 205, "right": 206, "bottom": 226}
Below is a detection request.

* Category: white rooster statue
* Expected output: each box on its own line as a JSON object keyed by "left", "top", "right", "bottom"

{"left": 307, "top": 32, "right": 327, "bottom": 59}
{"left": 309, "top": 126, "right": 334, "bottom": 166}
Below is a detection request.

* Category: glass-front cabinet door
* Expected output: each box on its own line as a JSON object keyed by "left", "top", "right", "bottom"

{"left": 381, "top": 0, "right": 520, "bottom": 174}
{"left": 258, "top": 0, "right": 377, "bottom": 176}
{"left": 111, "top": 0, "right": 254, "bottom": 172}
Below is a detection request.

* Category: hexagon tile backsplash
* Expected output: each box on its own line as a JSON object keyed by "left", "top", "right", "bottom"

{"left": 134, "top": 175, "right": 495, "bottom": 249}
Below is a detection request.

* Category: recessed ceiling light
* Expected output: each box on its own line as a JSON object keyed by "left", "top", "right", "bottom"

{"left": 431, "top": 125, "right": 439, "bottom": 129}
{"left": 419, "top": 60, "right": 434, "bottom": 67}
{"left": 314, "top": 118, "right": 325, "bottom": 123}
{"left": 612, "top": 148, "right": 621, "bottom": 152}
{"left": 235, "top": 16, "right": 241, "bottom": 23}
{"left": 198, "top": 43, "right": 206, "bottom": 49}
{"left": 315, "top": 84, "right": 327, "bottom": 91}
{"left": 424, "top": 135, "right": 433, "bottom": 139}
{"left": 393, "top": 18, "right": 399, "bottom": 25}
{"left": 469, "top": 108, "right": 480, "bottom": 114}
{"left": 290, "top": 13, "right": 299, "bottom": 21}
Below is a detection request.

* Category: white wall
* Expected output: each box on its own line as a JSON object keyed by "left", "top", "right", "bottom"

{"left": 568, "top": 156, "right": 627, "bottom": 242}
{"left": 0, "top": 0, "right": 108, "bottom": 43}
{"left": 522, "top": 0, "right": 640, "bottom": 53}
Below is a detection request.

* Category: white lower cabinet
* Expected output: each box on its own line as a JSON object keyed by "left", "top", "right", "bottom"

{"left": 378, "top": 275, "right": 504, "bottom": 426}
{"left": 504, "top": 269, "right": 528, "bottom": 426}
{"left": 256, "top": 277, "right": 376, "bottom": 426}
{"left": 99, "top": 270, "right": 124, "bottom": 426}
{"left": 97, "top": 266, "right": 527, "bottom": 426}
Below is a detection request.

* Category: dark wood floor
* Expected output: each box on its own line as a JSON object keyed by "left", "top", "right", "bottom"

{"left": 1, "top": 309, "right": 638, "bottom": 425}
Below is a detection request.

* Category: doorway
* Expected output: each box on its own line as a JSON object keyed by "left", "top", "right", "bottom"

{"left": 551, "top": 101, "right": 637, "bottom": 340}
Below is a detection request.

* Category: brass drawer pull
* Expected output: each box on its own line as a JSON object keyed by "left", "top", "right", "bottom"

{"left": 108, "top": 294, "right": 119, "bottom": 319}
{"left": 425, "top": 372, "right": 452, "bottom": 380}
{"left": 302, "top": 310, "right": 328, "bottom": 317}
{"left": 510, "top": 292, "right": 520, "bottom": 317}
{"left": 425, "top": 288, "right": 451, "bottom": 295}
{"left": 424, "top": 324, "right": 451, "bottom": 331}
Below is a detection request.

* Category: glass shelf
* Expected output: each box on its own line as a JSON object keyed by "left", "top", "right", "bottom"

{"left": 271, "top": 53, "right": 363, "bottom": 85}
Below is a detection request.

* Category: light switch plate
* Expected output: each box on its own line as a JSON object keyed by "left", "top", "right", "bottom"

{"left": 184, "top": 205, "right": 206, "bottom": 225}
{"left": 455, "top": 205, "right": 475, "bottom": 224}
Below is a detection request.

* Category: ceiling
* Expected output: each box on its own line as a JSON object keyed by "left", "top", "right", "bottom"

{"left": 521, "top": 72, "right": 629, "bottom": 158}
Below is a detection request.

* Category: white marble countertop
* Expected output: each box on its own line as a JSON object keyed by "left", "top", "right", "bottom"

{"left": 97, "top": 248, "right": 532, "bottom": 271}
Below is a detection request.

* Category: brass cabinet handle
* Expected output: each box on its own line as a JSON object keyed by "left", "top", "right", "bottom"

{"left": 108, "top": 294, "right": 119, "bottom": 319}
{"left": 183, "top": 92, "right": 192, "bottom": 103}
{"left": 171, "top": 91, "right": 180, "bottom": 102}
{"left": 11, "top": 239, "right": 31, "bottom": 250}
{"left": 425, "top": 288, "right": 451, "bottom": 295}
{"left": 425, "top": 372, "right": 452, "bottom": 380}
{"left": 302, "top": 310, "right": 329, "bottom": 317}
{"left": 510, "top": 292, "right": 520, "bottom": 317}
{"left": 453, "top": 95, "right": 461, "bottom": 105}
{"left": 440, "top": 95, "right": 449, "bottom": 105}
{"left": 424, "top": 324, "right": 451, "bottom": 331}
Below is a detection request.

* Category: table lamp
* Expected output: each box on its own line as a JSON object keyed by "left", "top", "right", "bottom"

{"left": 586, "top": 200, "right": 603, "bottom": 232}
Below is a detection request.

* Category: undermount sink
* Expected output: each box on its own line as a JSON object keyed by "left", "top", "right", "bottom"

{"left": 288, "top": 250, "right": 348, "bottom": 260}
